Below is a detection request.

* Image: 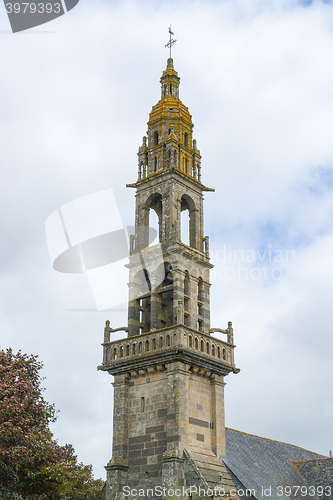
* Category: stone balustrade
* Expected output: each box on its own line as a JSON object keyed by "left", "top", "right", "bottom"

{"left": 102, "top": 325, "right": 235, "bottom": 368}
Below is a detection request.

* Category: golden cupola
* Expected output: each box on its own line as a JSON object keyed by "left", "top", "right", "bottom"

{"left": 136, "top": 58, "right": 203, "bottom": 183}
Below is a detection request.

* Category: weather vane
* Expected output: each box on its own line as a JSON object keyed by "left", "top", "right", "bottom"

{"left": 165, "top": 25, "right": 177, "bottom": 58}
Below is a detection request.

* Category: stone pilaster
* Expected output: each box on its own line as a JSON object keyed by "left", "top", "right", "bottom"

{"left": 162, "top": 455, "right": 186, "bottom": 499}
{"left": 188, "top": 276, "right": 198, "bottom": 331}
{"left": 201, "top": 281, "right": 210, "bottom": 334}
{"left": 150, "top": 288, "right": 160, "bottom": 330}
{"left": 211, "top": 374, "right": 226, "bottom": 457}
{"left": 161, "top": 362, "right": 189, "bottom": 498}
{"left": 104, "top": 464, "right": 129, "bottom": 500}
{"left": 112, "top": 374, "right": 130, "bottom": 463}
{"left": 128, "top": 296, "right": 140, "bottom": 337}
{"left": 173, "top": 270, "right": 184, "bottom": 325}
{"left": 165, "top": 361, "right": 190, "bottom": 455}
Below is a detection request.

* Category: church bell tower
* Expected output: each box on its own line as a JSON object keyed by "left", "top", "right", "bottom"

{"left": 99, "top": 57, "right": 240, "bottom": 500}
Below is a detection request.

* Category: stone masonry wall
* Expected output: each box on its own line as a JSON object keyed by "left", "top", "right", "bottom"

{"left": 128, "top": 369, "right": 168, "bottom": 488}
{"left": 188, "top": 371, "right": 213, "bottom": 451}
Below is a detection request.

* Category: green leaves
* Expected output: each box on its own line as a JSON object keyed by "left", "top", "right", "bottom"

{"left": 0, "top": 348, "right": 104, "bottom": 499}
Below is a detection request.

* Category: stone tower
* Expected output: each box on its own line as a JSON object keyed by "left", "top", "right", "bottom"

{"left": 99, "top": 58, "right": 240, "bottom": 500}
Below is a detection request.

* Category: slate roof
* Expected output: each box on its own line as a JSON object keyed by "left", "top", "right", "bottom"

{"left": 223, "top": 428, "right": 328, "bottom": 500}
{"left": 186, "top": 448, "right": 237, "bottom": 494}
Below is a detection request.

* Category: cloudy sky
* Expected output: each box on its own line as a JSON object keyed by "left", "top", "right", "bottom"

{"left": 1, "top": 0, "right": 333, "bottom": 480}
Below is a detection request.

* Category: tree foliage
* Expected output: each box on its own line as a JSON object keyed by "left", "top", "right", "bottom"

{"left": 0, "top": 348, "right": 104, "bottom": 499}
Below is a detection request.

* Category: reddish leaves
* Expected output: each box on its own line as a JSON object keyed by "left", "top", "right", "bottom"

{"left": 0, "top": 348, "right": 104, "bottom": 499}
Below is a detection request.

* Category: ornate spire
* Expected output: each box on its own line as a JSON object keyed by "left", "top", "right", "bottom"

{"left": 130, "top": 58, "right": 216, "bottom": 190}
{"left": 160, "top": 57, "right": 180, "bottom": 99}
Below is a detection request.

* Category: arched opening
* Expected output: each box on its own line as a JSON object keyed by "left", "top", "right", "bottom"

{"left": 134, "top": 191, "right": 163, "bottom": 260}
{"left": 148, "top": 194, "right": 162, "bottom": 245}
{"left": 181, "top": 197, "right": 190, "bottom": 246}
{"left": 154, "top": 157, "right": 157, "bottom": 173}
{"left": 180, "top": 195, "right": 196, "bottom": 248}
{"left": 192, "top": 159, "right": 196, "bottom": 179}
{"left": 154, "top": 131, "right": 159, "bottom": 145}
{"left": 184, "top": 132, "right": 188, "bottom": 148}
{"left": 129, "top": 270, "right": 151, "bottom": 337}
{"left": 149, "top": 209, "right": 159, "bottom": 246}
{"left": 170, "top": 83, "right": 172, "bottom": 95}
{"left": 134, "top": 270, "right": 150, "bottom": 296}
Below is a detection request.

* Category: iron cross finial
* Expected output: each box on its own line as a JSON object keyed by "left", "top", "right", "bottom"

{"left": 165, "top": 25, "right": 177, "bottom": 58}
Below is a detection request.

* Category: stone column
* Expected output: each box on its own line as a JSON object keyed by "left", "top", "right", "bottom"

{"left": 162, "top": 456, "right": 186, "bottom": 500}
{"left": 227, "top": 321, "right": 235, "bottom": 363}
{"left": 199, "top": 281, "right": 210, "bottom": 334}
{"left": 128, "top": 263, "right": 145, "bottom": 337}
{"left": 162, "top": 361, "right": 190, "bottom": 496}
{"left": 172, "top": 269, "right": 184, "bottom": 325}
{"left": 211, "top": 374, "right": 226, "bottom": 457}
{"left": 111, "top": 374, "right": 130, "bottom": 463}
{"left": 188, "top": 276, "right": 198, "bottom": 330}
{"left": 105, "top": 464, "right": 129, "bottom": 500}
{"left": 198, "top": 194, "right": 204, "bottom": 251}
{"left": 164, "top": 361, "right": 190, "bottom": 454}
{"left": 128, "top": 296, "right": 140, "bottom": 337}
{"left": 136, "top": 195, "right": 149, "bottom": 250}
{"left": 150, "top": 288, "right": 160, "bottom": 330}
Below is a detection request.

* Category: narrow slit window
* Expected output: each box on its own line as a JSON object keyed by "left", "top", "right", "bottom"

{"left": 141, "top": 397, "right": 145, "bottom": 412}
